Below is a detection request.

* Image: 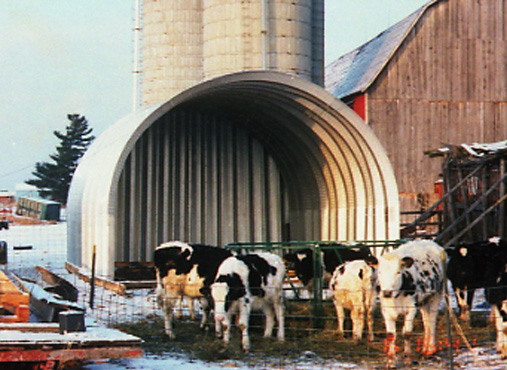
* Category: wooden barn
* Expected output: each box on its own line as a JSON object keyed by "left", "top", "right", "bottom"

{"left": 326, "top": 0, "right": 507, "bottom": 213}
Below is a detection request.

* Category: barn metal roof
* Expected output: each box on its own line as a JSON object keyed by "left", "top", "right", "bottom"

{"left": 325, "top": 0, "right": 438, "bottom": 99}
{"left": 67, "top": 71, "right": 400, "bottom": 277}
{"left": 426, "top": 140, "right": 507, "bottom": 159}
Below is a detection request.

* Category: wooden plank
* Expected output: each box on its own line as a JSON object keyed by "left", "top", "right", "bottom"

{"left": 0, "top": 294, "right": 30, "bottom": 311}
{"left": 65, "top": 262, "right": 126, "bottom": 296}
{"left": 436, "top": 2, "right": 450, "bottom": 100}
{"left": 0, "top": 270, "right": 29, "bottom": 322}
{"left": 0, "top": 322, "right": 59, "bottom": 332}
{"left": 0, "top": 270, "right": 25, "bottom": 295}
{"left": 0, "top": 325, "right": 143, "bottom": 363}
{"left": 0, "top": 305, "right": 29, "bottom": 323}
{"left": 0, "top": 347, "right": 143, "bottom": 364}
{"left": 503, "top": 0, "right": 507, "bottom": 40}
{"left": 496, "top": 41, "right": 507, "bottom": 101}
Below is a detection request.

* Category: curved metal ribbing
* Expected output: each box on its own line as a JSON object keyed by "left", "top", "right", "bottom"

{"left": 67, "top": 71, "right": 398, "bottom": 277}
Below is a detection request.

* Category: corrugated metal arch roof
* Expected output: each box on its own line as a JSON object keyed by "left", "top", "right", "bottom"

{"left": 325, "top": 0, "right": 438, "bottom": 99}
{"left": 67, "top": 70, "right": 399, "bottom": 277}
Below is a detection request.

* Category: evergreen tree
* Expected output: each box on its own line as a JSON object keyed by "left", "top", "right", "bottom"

{"left": 26, "top": 114, "right": 95, "bottom": 204}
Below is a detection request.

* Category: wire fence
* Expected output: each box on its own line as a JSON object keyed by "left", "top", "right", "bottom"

{"left": 1, "top": 223, "right": 506, "bottom": 369}
{"left": 74, "top": 281, "right": 502, "bottom": 369}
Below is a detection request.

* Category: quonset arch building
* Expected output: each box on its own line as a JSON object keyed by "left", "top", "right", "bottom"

{"left": 67, "top": 1, "right": 400, "bottom": 278}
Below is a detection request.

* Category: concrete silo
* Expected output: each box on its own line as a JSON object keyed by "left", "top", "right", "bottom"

{"left": 141, "top": 0, "right": 324, "bottom": 106}
{"left": 141, "top": 0, "right": 203, "bottom": 106}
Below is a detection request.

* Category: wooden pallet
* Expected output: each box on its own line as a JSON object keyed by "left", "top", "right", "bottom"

{"left": 0, "top": 270, "right": 29, "bottom": 322}
{"left": 0, "top": 322, "right": 143, "bottom": 368}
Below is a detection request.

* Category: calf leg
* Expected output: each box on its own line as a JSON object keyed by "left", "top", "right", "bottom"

{"left": 351, "top": 306, "right": 365, "bottom": 342}
{"left": 365, "top": 289, "right": 375, "bottom": 342}
{"left": 238, "top": 302, "right": 252, "bottom": 353}
{"left": 262, "top": 304, "right": 275, "bottom": 338}
{"left": 188, "top": 298, "right": 196, "bottom": 320}
{"left": 162, "top": 294, "right": 177, "bottom": 339}
{"left": 333, "top": 299, "right": 346, "bottom": 336}
{"left": 264, "top": 294, "right": 285, "bottom": 342}
{"left": 420, "top": 295, "right": 440, "bottom": 356}
{"left": 174, "top": 296, "right": 183, "bottom": 320}
{"left": 382, "top": 306, "right": 398, "bottom": 366}
{"left": 455, "top": 288, "right": 471, "bottom": 322}
{"left": 200, "top": 297, "right": 211, "bottom": 330}
{"left": 156, "top": 283, "right": 179, "bottom": 339}
{"left": 215, "top": 314, "right": 223, "bottom": 339}
{"left": 221, "top": 314, "right": 232, "bottom": 345}
{"left": 366, "top": 303, "right": 374, "bottom": 342}
{"left": 401, "top": 306, "right": 417, "bottom": 361}
{"left": 274, "top": 298, "right": 285, "bottom": 341}
{"left": 466, "top": 289, "right": 475, "bottom": 321}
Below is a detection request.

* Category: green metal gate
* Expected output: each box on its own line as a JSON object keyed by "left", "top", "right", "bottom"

{"left": 225, "top": 240, "right": 405, "bottom": 328}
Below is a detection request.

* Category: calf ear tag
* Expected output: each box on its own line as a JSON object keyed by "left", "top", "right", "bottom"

{"left": 459, "top": 248, "right": 467, "bottom": 257}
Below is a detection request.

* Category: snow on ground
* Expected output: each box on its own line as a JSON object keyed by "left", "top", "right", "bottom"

{"left": 0, "top": 222, "right": 506, "bottom": 369}
{"left": 81, "top": 354, "right": 371, "bottom": 370}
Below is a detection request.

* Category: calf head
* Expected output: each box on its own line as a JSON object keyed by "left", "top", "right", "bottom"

{"left": 445, "top": 244, "right": 477, "bottom": 286}
{"left": 154, "top": 242, "right": 195, "bottom": 278}
{"left": 374, "top": 254, "right": 415, "bottom": 299}
{"left": 211, "top": 273, "right": 246, "bottom": 321}
{"left": 284, "top": 249, "right": 313, "bottom": 286}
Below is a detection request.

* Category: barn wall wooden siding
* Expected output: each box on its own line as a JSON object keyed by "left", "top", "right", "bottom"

{"left": 114, "top": 111, "right": 284, "bottom": 262}
{"left": 366, "top": 0, "right": 507, "bottom": 205}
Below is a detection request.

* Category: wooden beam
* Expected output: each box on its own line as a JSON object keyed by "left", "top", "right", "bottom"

{"left": 436, "top": 170, "right": 507, "bottom": 244}
{"left": 400, "top": 163, "right": 484, "bottom": 237}
{"left": 444, "top": 192, "right": 507, "bottom": 247}
{"left": 0, "top": 270, "right": 29, "bottom": 322}
{"left": 457, "top": 166, "right": 473, "bottom": 240}
{"left": 65, "top": 262, "right": 126, "bottom": 296}
{"left": 0, "top": 323, "right": 59, "bottom": 332}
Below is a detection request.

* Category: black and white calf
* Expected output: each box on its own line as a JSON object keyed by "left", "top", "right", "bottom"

{"left": 446, "top": 237, "right": 507, "bottom": 321}
{"left": 329, "top": 259, "right": 377, "bottom": 342}
{"left": 284, "top": 244, "right": 371, "bottom": 292}
{"left": 154, "top": 241, "right": 233, "bottom": 339}
{"left": 371, "top": 240, "right": 446, "bottom": 366}
{"left": 211, "top": 252, "right": 285, "bottom": 352}
{"left": 446, "top": 237, "right": 507, "bottom": 357}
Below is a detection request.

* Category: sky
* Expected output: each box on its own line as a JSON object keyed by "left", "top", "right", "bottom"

{"left": 0, "top": 0, "right": 429, "bottom": 193}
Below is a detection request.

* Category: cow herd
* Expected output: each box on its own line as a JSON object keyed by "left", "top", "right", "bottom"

{"left": 153, "top": 237, "right": 507, "bottom": 365}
